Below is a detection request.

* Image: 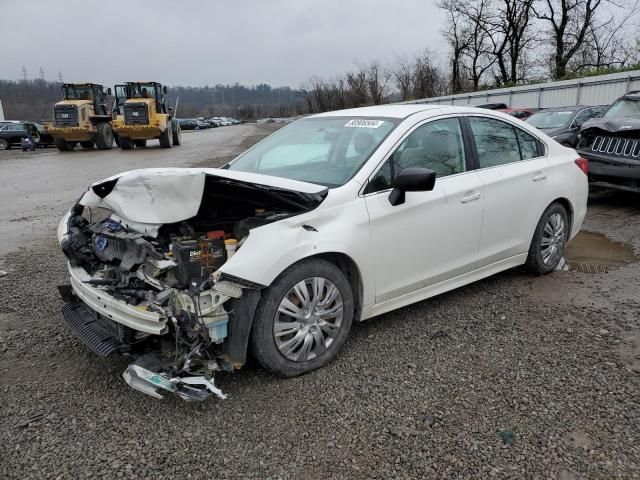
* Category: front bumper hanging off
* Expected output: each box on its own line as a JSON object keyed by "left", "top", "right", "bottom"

{"left": 59, "top": 294, "right": 227, "bottom": 402}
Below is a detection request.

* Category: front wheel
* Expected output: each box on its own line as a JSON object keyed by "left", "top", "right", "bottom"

{"left": 250, "top": 259, "right": 354, "bottom": 377}
{"left": 525, "top": 202, "right": 569, "bottom": 275}
{"left": 159, "top": 123, "right": 172, "bottom": 148}
{"left": 54, "top": 138, "right": 74, "bottom": 151}
{"left": 94, "top": 123, "right": 114, "bottom": 150}
{"left": 119, "top": 136, "right": 134, "bottom": 150}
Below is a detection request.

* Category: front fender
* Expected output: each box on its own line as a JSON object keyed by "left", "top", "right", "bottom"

{"left": 219, "top": 197, "right": 375, "bottom": 306}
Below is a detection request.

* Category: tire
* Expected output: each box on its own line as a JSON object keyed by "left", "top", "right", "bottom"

{"left": 80, "top": 141, "right": 94, "bottom": 149}
{"left": 159, "top": 122, "right": 172, "bottom": 148}
{"left": 250, "top": 259, "right": 354, "bottom": 377}
{"left": 525, "top": 202, "right": 569, "bottom": 275}
{"left": 119, "top": 136, "right": 134, "bottom": 150}
{"left": 0, "top": 139, "right": 9, "bottom": 150}
{"left": 171, "top": 120, "right": 182, "bottom": 146}
{"left": 94, "top": 123, "right": 114, "bottom": 150}
{"left": 55, "top": 138, "right": 74, "bottom": 151}
{"left": 133, "top": 139, "right": 147, "bottom": 147}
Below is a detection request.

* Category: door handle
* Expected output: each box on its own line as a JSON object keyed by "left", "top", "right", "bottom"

{"left": 461, "top": 191, "right": 481, "bottom": 203}
{"left": 532, "top": 171, "right": 548, "bottom": 182}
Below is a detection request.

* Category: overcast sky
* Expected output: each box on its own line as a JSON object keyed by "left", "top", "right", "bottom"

{"left": 0, "top": 0, "right": 446, "bottom": 88}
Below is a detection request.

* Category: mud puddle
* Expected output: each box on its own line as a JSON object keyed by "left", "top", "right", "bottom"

{"left": 566, "top": 231, "right": 638, "bottom": 273}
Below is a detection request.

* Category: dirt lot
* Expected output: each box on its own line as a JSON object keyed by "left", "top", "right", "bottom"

{"left": 0, "top": 126, "right": 638, "bottom": 479}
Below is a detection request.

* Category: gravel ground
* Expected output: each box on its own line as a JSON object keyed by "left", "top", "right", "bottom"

{"left": 0, "top": 130, "right": 638, "bottom": 479}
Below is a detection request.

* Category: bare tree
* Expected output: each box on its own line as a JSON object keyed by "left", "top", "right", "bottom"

{"left": 485, "top": 0, "right": 535, "bottom": 85}
{"left": 571, "top": 2, "right": 640, "bottom": 71}
{"left": 439, "top": 0, "right": 471, "bottom": 93}
{"left": 413, "top": 51, "right": 449, "bottom": 98}
{"left": 534, "top": 0, "right": 609, "bottom": 79}
{"left": 461, "top": 0, "right": 496, "bottom": 90}
{"left": 392, "top": 54, "right": 415, "bottom": 101}
{"left": 365, "top": 61, "right": 392, "bottom": 105}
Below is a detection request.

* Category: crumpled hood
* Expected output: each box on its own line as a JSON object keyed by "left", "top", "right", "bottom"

{"left": 79, "top": 167, "right": 328, "bottom": 224}
{"left": 580, "top": 116, "right": 640, "bottom": 134}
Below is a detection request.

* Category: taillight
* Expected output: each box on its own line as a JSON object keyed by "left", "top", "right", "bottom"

{"left": 575, "top": 157, "right": 588, "bottom": 175}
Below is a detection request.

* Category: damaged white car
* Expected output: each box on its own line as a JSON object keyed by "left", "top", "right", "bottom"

{"left": 58, "top": 105, "right": 588, "bottom": 400}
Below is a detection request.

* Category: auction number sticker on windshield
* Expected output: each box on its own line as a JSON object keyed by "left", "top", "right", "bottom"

{"left": 344, "top": 119, "right": 385, "bottom": 128}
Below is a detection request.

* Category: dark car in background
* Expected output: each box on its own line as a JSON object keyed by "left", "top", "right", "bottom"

{"left": 497, "top": 107, "right": 537, "bottom": 120}
{"left": 476, "top": 102, "right": 508, "bottom": 110}
{"left": 0, "top": 121, "right": 43, "bottom": 150}
{"left": 33, "top": 123, "right": 55, "bottom": 147}
{"left": 576, "top": 91, "right": 640, "bottom": 192}
{"left": 178, "top": 119, "right": 199, "bottom": 130}
{"left": 526, "top": 106, "right": 607, "bottom": 147}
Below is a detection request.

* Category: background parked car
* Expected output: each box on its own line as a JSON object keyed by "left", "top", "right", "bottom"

{"left": 576, "top": 90, "right": 640, "bottom": 192}
{"left": 0, "top": 121, "right": 42, "bottom": 150}
{"left": 497, "top": 107, "right": 537, "bottom": 120}
{"left": 476, "top": 103, "right": 508, "bottom": 110}
{"left": 33, "top": 123, "right": 55, "bottom": 147}
{"left": 178, "top": 119, "right": 199, "bottom": 130}
{"left": 526, "top": 105, "right": 607, "bottom": 147}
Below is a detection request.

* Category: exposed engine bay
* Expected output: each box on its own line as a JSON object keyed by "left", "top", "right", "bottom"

{"left": 58, "top": 169, "right": 327, "bottom": 401}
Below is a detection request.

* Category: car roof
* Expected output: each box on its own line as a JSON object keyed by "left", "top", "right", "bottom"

{"left": 311, "top": 104, "right": 483, "bottom": 119}
{"left": 535, "top": 106, "right": 593, "bottom": 113}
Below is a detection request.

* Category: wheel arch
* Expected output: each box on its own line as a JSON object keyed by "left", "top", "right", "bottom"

{"left": 301, "top": 252, "right": 364, "bottom": 323}
{"left": 550, "top": 196, "right": 574, "bottom": 234}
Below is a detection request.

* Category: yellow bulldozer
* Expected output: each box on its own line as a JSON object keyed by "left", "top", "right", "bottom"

{"left": 112, "top": 82, "right": 181, "bottom": 149}
{"left": 45, "top": 83, "right": 115, "bottom": 151}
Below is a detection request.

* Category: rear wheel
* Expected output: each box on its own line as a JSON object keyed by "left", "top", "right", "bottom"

{"left": 133, "top": 139, "right": 147, "bottom": 147}
{"left": 80, "top": 141, "right": 94, "bottom": 149}
{"left": 250, "top": 259, "right": 354, "bottom": 377}
{"left": 0, "top": 139, "right": 9, "bottom": 150}
{"left": 159, "top": 123, "right": 172, "bottom": 148}
{"left": 525, "top": 202, "right": 569, "bottom": 275}
{"left": 171, "top": 120, "right": 182, "bottom": 146}
{"left": 95, "top": 123, "right": 114, "bottom": 150}
{"left": 119, "top": 136, "right": 134, "bottom": 150}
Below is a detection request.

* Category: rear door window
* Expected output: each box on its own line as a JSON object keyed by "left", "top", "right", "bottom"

{"left": 469, "top": 117, "right": 543, "bottom": 168}
{"left": 468, "top": 117, "right": 521, "bottom": 168}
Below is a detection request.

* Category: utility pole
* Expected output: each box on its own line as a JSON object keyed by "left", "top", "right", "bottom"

{"left": 22, "top": 66, "right": 28, "bottom": 81}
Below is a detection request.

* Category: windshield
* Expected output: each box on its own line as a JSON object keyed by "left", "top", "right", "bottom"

{"left": 604, "top": 98, "right": 640, "bottom": 119}
{"left": 63, "top": 85, "right": 94, "bottom": 101}
{"left": 227, "top": 117, "right": 398, "bottom": 187}
{"left": 527, "top": 111, "right": 574, "bottom": 129}
{"left": 129, "top": 84, "right": 157, "bottom": 99}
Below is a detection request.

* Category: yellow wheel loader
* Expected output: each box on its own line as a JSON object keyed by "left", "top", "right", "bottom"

{"left": 44, "top": 83, "right": 114, "bottom": 151}
{"left": 112, "top": 82, "right": 181, "bottom": 149}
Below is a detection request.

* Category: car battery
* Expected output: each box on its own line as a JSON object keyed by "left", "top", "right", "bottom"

{"left": 172, "top": 237, "right": 226, "bottom": 288}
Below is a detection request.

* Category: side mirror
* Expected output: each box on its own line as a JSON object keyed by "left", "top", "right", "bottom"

{"left": 388, "top": 167, "right": 436, "bottom": 206}
{"left": 163, "top": 86, "right": 168, "bottom": 94}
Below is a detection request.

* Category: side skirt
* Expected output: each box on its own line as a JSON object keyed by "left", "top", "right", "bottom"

{"left": 361, "top": 253, "right": 527, "bottom": 320}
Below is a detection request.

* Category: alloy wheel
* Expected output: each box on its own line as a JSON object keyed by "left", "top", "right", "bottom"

{"left": 541, "top": 212, "right": 566, "bottom": 266}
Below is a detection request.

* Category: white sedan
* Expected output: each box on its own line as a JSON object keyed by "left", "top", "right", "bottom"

{"left": 58, "top": 105, "right": 588, "bottom": 400}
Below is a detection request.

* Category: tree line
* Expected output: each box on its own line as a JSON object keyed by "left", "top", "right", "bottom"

{"left": 0, "top": 79, "right": 306, "bottom": 121}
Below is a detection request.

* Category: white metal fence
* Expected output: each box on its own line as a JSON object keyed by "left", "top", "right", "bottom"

{"left": 403, "top": 70, "right": 640, "bottom": 108}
